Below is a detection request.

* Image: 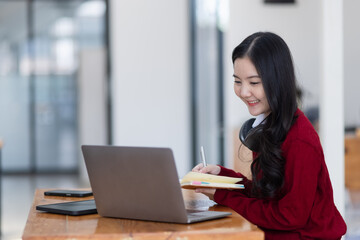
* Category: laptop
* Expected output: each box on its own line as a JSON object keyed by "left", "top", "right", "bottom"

{"left": 81, "top": 145, "right": 232, "bottom": 223}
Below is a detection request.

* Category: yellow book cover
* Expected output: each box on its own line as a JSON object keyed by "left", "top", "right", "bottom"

{"left": 180, "top": 172, "right": 244, "bottom": 190}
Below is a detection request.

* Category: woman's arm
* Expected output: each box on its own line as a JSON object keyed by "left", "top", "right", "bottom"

{"left": 217, "top": 166, "right": 253, "bottom": 196}
{"left": 214, "top": 140, "right": 321, "bottom": 231}
{"left": 192, "top": 164, "right": 253, "bottom": 198}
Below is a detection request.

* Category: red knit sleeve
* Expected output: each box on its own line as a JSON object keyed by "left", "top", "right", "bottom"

{"left": 217, "top": 165, "right": 253, "bottom": 196}
{"left": 214, "top": 139, "right": 321, "bottom": 230}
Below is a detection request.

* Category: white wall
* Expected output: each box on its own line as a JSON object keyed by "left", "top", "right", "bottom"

{"left": 344, "top": 0, "right": 360, "bottom": 127}
{"left": 110, "top": 0, "right": 191, "bottom": 177}
{"left": 320, "top": 0, "right": 345, "bottom": 216}
{"left": 78, "top": 48, "right": 108, "bottom": 183}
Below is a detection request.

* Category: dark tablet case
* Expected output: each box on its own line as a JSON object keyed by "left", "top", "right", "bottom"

{"left": 36, "top": 199, "right": 97, "bottom": 216}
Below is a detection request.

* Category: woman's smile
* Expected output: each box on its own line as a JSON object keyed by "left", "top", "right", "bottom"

{"left": 247, "top": 100, "right": 260, "bottom": 106}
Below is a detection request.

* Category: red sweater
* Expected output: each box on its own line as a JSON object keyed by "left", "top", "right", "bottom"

{"left": 214, "top": 109, "right": 346, "bottom": 239}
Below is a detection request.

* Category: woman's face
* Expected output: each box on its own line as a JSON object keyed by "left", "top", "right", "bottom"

{"left": 233, "top": 57, "right": 271, "bottom": 116}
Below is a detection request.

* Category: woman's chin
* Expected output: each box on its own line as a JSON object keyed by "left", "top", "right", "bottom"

{"left": 247, "top": 108, "right": 261, "bottom": 116}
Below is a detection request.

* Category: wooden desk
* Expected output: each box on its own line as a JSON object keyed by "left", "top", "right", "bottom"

{"left": 345, "top": 135, "right": 360, "bottom": 189}
{"left": 22, "top": 189, "right": 264, "bottom": 240}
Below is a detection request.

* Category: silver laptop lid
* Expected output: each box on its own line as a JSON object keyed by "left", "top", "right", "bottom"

{"left": 81, "top": 145, "right": 189, "bottom": 223}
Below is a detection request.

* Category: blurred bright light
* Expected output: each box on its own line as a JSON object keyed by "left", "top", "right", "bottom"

{"left": 218, "top": 0, "right": 229, "bottom": 31}
{"left": 76, "top": 0, "right": 105, "bottom": 18}
{"left": 197, "top": 0, "right": 217, "bottom": 27}
{"left": 51, "top": 17, "right": 75, "bottom": 38}
{"left": 196, "top": 0, "right": 229, "bottom": 29}
{"left": 53, "top": 39, "right": 77, "bottom": 74}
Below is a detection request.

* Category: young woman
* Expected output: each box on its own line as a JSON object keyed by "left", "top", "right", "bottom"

{"left": 193, "top": 32, "right": 346, "bottom": 239}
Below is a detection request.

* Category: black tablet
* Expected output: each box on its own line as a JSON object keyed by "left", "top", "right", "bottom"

{"left": 44, "top": 190, "right": 93, "bottom": 197}
{"left": 36, "top": 200, "right": 97, "bottom": 216}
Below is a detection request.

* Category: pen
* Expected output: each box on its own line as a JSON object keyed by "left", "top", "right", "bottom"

{"left": 200, "top": 146, "right": 207, "bottom": 167}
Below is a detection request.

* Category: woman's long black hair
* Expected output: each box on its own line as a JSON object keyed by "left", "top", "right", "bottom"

{"left": 233, "top": 32, "right": 298, "bottom": 199}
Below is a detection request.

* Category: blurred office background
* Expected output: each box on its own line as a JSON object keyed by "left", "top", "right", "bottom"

{"left": 0, "top": 0, "right": 359, "bottom": 239}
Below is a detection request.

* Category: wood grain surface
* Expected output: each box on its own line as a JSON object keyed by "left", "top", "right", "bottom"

{"left": 22, "top": 189, "right": 264, "bottom": 240}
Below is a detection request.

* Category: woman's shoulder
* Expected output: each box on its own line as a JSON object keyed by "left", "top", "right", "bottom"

{"left": 283, "top": 109, "right": 322, "bottom": 152}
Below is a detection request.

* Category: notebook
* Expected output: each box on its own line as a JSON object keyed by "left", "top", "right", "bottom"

{"left": 81, "top": 145, "right": 232, "bottom": 224}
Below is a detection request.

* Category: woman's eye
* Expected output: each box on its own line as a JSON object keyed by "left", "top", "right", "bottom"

{"left": 250, "top": 82, "right": 260, "bottom": 85}
{"left": 234, "top": 80, "right": 241, "bottom": 85}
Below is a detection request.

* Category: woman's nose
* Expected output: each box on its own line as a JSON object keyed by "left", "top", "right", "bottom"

{"left": 240, "top": 85, "right": 251, "bottom": 98}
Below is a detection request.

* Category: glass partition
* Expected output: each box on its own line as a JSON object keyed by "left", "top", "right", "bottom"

{"left": 191, "top": 0, "right": 228, "bottom": 166}
{"left": 0, "top": 0, "right": 107, "bottom": 173}
{"left": 0, "top": 0, "right": 31, "bottom": 171}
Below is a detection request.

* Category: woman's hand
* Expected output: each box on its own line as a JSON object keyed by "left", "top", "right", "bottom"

{"left": 192, "top": 164, "right": 221, "bottom": 175}
{"left": 191, "top": 164, "right": 220, "bottom": 200}
{"left": 195, "top": 188, "right": 216, "bottom": 200}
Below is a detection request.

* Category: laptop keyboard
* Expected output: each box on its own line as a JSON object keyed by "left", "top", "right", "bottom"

{"left": 187, "top": 210, "right": 215, "bottom": 218}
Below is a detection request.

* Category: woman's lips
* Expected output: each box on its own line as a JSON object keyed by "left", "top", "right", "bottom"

{"left": 247, "top": 100, "right": 259, "bottom": 106}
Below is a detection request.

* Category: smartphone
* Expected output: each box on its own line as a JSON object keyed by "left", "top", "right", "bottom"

{"left": 44, "top": 190, "right": 93, "bottom": 197}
